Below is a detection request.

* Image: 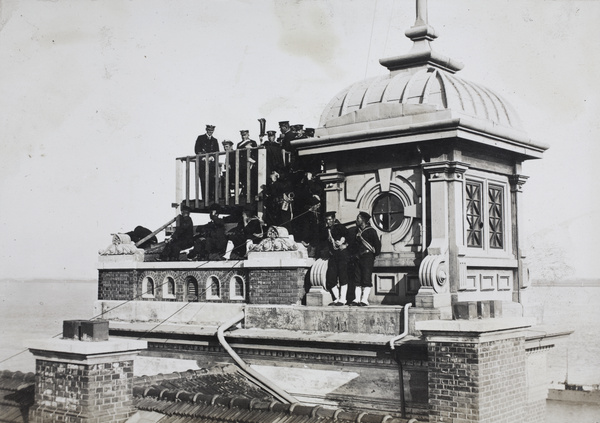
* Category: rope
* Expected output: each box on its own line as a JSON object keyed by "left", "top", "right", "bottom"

{"left": 0, "top": 208, "right": 316, "bottom": 366}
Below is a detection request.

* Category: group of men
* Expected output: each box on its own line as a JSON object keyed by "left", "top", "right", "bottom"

{"left": 158, "top": 121, "right": 380, "bottom": 305}
{"left": 193, "top": 121, "right": 314, "bottom": 200}
{"left": 321, "top": 210, "right": 381, "bottom": 307}
{"left": 158, "top": 205, "right": 381, "bottom": 307}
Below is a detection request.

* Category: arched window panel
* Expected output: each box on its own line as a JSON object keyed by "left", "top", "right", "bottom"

{"left": 186, "top": 277, "right": 198, "bottom": 302}
{"left": 142, "top": 277, "right": 155, "bottom": 299}
{"left": 229, "top": 275, "right": 245, "bottom": 301}
{"left": 206, "top": 275, "right": 221, "bottom": 300}
{"left": 162, "top": 276, "right": 176, "bottom": 299}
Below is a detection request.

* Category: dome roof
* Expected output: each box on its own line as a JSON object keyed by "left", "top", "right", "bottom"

{"left": 295, "top": 2, "right": 547, "bottom": 158}
{"left": 319, "top": 67, "right": 524, "bottom": 132}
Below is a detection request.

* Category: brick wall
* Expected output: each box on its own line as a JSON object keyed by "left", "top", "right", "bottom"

{"left": 98, "top": 264, "right": 311, "bottom": 305}
{"left": 248, "top": 267, "right": 308, "bottom": 304}
{"left": 29, "top": 358, "right": 135, "bottom": 423}
{"left": 98, "top": 268, "right": 248, "bottom": 303}
{"left": 427, "top": 336, "right": 526, "bottom": 423}
{"left": 98, "top": 270, "right": 137, "bottom": 301}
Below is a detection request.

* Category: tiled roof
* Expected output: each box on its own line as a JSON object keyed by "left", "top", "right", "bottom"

{"left": 0, "top": 370, "right": 35, "bottom": 423}
{"left": 132, "top": 366, "right": 421, "bottom": 423}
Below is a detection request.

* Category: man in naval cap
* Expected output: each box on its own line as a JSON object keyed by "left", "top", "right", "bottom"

{"left": 351, "top": 211, "right": 381, "bottom": 306}
{"left": 194, "top": 124, "right": 219, "bottom": 200}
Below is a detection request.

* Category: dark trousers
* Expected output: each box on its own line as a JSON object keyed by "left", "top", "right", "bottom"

{"left": 326, "top": 248, "right": 349, "bottom": 290}
{"left": 355, "top": 252, "right": 375, "bottom": 287}
{"left": 160, "top": 238, "right": 193, "bottom": 261}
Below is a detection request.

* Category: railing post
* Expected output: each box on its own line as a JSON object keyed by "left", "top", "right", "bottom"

{"left": 195, "top": 155, "right": 200, "bottom": 209}
{"left": 225, "top": 152, "right": 230, "bottom": 206}
{"left": 246, "top": 150, "right": 252, "bottom": 204}
{"left": 214, "top": 152, "right": 220, "bottom": 204}
{"left": 204, "top": 154, "right": 210, "bottom": 207}
{"left": 175, "top": 159, "right": 184, "bottom": 206}
{"left": 185, "top": 157, "right": 191, "bottom": 208}
{"left": 235, "top": 150, "right": 240, "bottom": 205}
{"left": 257, "top": 148, "right": 267, "bottom": 219}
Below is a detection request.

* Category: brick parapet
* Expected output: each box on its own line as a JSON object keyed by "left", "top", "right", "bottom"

{"left": 27, "top": 339, "right": 145, "bottom": 423}
{"left": 98, "top": 263, "right": 311, "bottom": 305}
{"left": 247, "top": 267, "right": 308, "bottom": 305}
{"left": 29, "top": 359, "right": 136, "bottom": 423}
{"left": 418, "top": 319, "right": 532, "bottom": 423}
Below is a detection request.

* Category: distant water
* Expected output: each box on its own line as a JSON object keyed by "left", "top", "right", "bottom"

{"left": 0, "top": 279, "right": 97, "bottom": 373}
{"left": 532, "top": 283, "right": 600, "bottom": 387}
{"left": 0, "top": 280, "right": 598, "bottom": 385}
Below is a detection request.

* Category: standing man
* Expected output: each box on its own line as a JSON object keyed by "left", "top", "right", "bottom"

{"left": 194, "top": 124, "right": 219, "bottom": 201}
{"left": 278, "top": 121, "right": 296, "bottom": 152}
{"left": 237, "top": 130, "right": 258, "bottom": 198}
{"left": 351, "top": 211, "right": 381, "bottom": 306}
{"left": 324, "top": 211, "right": 349, "bottom": 306}
{"left": 262, "top": 130, "right": 284, "bottom": 176}
{"left": 221, "top": 139, "right": 236, "bottom": 198}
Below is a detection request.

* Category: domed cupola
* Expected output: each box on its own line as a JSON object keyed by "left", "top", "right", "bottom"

{"left": 294, "top": 0, "right": 547, "bottom": 159}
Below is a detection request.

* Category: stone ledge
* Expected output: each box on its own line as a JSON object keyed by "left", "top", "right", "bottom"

{"left": 415, "top": 317, "right": 535, "bottom": 335}
{"left": 27, "top": 338, "right": 147, "bottom": 356}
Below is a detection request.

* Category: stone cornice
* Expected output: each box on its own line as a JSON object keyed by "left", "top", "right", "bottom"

{"left": 295, "top": 112, "right": 547, "bottom": 160}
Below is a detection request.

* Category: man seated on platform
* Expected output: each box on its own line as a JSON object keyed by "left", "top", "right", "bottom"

{"left": 187, "top": 204, "right": 227, "bottom": 261}
{"left": 158, "top": 205, "right": 194, "bottom": 261}
{"left": 227, "top": 206, "right": 264, "bottom": 259}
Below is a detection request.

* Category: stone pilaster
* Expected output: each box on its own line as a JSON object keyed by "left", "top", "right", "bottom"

{"left": 509, "top": 173, "right": 530, "bottom": 304}
{"left": 417, "top": 161, "right": 468, "bottom": 317}
{"left": 28, "top": 337, "right": 146, "bottom": 423}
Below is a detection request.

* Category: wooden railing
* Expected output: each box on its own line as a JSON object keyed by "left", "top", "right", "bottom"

{"left": 176, "top": 147, "right": 288, "bottom": 210}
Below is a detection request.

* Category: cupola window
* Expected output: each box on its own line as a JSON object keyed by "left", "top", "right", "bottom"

{"left": 465, "top": 178, "right": 507, "bottom": 252}
{"left": 372, "top": 193, "right": 405, "bottom": 232}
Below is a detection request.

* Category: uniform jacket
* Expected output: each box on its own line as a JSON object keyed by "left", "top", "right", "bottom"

{"left": 195, "top": 134, "right": 220, "bottom": 155}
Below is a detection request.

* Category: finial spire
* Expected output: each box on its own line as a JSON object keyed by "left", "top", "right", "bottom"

{"left": 405, "top": 0, "right": 438, "bottom": 46}
{"left": 379, "top": 0, "right": 463, "bottom": 73}
{"left": 416, "top": 0, "right": 428, "bottom": 25}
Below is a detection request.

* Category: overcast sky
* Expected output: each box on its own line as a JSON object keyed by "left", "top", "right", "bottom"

{"left": 0, "top": 0, "right": 598, "bottom": 281}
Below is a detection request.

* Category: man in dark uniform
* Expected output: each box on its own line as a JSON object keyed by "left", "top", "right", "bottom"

{"left": 323, "top": 211, "right": 349, "bottom": 306}
{"left": 228, "top": 206, "right": 264, "bottom": 259}
{"left": 159, "top": 205, "right": 194, "bottom": 261}
{"left": 237, "top": 130, "right": 258, "bottom": 198}
{"left": 351, "top": 211, "right": 381, "bottom": 306}
{"left": 188, "top": 204, "right": 227, "bottom": 261}
{"left": 278, "top": 121, "right": 296, "bottom": 153}
{"left": 221, "top": 139, "right": 236, "bottom": 198}
{"left": 194, "top": 124, "right": 219, "bottom": 201}
{"left": 262, "top": 130, "right": 284, "bottom": 176}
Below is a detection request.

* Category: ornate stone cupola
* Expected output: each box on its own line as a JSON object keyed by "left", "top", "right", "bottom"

{"left": 294, "top": 0, "right": 548, "bottom": 313}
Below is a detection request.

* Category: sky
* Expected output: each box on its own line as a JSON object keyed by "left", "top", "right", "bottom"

{"left": 0, "top": 0, "right": 598, "bottom": 281}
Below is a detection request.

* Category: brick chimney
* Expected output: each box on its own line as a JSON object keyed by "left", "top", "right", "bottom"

{"left": 27, "top": 320, "right": 146, "bottom": 423}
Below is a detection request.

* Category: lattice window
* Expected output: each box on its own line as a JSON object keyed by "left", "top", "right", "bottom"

{"left": 466, "top": 181, "right": 483, "bottom": 248}
{"left": 488, "top": 185, "right": 504, "bottom": 249}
